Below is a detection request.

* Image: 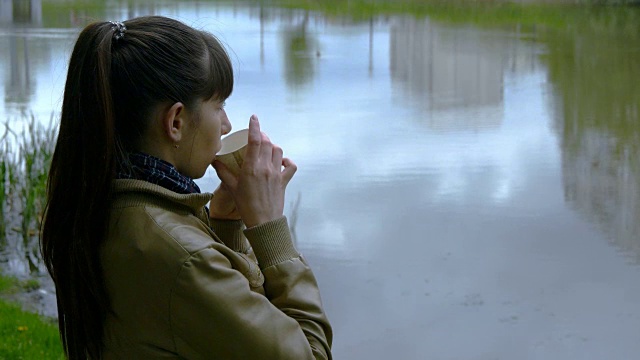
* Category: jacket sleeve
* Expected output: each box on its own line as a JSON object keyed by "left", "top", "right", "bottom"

{"left": 209, "top": 218, "right": 261, "bottom": 266}
{"left": 209, "top": 219, "right": 249, "bottom": 252}
{"left": 170, "top": 217, "right": 333, "bottom": 360}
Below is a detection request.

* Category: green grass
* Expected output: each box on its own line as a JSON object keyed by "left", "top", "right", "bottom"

{"left": 0, "top": 300, "right": 64, "bottom": 360}
{"left": 0, "top": 275, "right": 19, "bottom": 294}
{"left": 0, "top": 276, "right": 42, "bottom": 294}
{"left": 32, "top": 0, "right": 640, "bottom": 30}
{"left": 0, "top": 274, "right": 64, "bottom": 359}
{"left": 269, "top": 0, "right": 640, "bottom": 33}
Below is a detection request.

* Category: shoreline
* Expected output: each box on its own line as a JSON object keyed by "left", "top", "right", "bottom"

{"left": 0, "top": 272, "right": 58, "bottom": 319}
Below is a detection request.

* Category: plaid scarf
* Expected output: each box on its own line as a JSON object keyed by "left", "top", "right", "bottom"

{"left": 116, "top": 152, "right": 201, "bottom": 195}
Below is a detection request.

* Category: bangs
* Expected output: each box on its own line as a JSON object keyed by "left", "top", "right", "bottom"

{"left": 201, "top": 32, "right": 233, "bottom": 101}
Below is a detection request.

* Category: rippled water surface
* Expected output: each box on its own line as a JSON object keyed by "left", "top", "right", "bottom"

{"left": 2, "top": 2, "right": 640, "bottom": 359}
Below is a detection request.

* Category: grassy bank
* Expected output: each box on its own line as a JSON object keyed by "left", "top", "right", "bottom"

{"left": 32, "top": 0, "right": 640, "bottom": 30}
{"left": 0, "top": 274, "right": 64, "bottom": 359}
{"left": 270, "top": 0, "right": 640, "bottom": 31}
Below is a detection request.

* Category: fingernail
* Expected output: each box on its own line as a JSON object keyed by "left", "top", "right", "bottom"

{"left": 250, "top": 115, "right": 258, "bottom": 121}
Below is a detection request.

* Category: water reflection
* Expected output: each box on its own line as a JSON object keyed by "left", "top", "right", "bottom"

{"left": 389, "top": 17, "right": 543, "bottom": 132}
{"left": 1, "top": 0, "right": 42, "bottom": 115}
{"left": 5, "top": 37, "right": 34, "bottom": 111}
{"left": 547, "top": 19, "right": 640, "bottom": 261}
{"left": 281, "top": 11, "right": 319, "bottom": 89}
{"left": 0, "top": 0, "right": 84, "bottom": 125}
{"left": 0, "top": 0, "right": 42, "bottom": 25}
{"left": 391, "top": 18, "right": 503, "bottom": 111}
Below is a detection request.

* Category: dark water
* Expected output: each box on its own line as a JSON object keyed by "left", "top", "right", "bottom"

{"left": 1, "top": 1, "right": 640, "bottom": 359}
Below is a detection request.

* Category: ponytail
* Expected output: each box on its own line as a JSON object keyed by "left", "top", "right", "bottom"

{"left": 42, "top": 22, "right": 118, "bottom": 359}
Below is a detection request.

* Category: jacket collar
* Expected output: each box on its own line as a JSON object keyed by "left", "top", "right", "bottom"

{"left": 112, "top": 179, "right": 212, "bottom": 216}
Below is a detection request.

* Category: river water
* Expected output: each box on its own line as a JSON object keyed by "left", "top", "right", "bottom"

{"left": 1, "top": 1, "right": 640, "bottom": 359}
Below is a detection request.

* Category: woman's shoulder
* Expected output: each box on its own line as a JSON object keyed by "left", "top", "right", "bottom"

{"left": 108, "top": 179, "right": 218, "bottom": 257}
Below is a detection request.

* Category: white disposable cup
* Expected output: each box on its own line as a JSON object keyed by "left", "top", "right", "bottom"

{"left": 215, "top": 129, "right": 249, "bottom": 177}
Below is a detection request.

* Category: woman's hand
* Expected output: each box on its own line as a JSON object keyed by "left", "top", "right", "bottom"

{"left": 209, "top": 183, "right": 241, "bottom": 220}
{"left": 212, "top": 115, "right": 297, "bottom": 228}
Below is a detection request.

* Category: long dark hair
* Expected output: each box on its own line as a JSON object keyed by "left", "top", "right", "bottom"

{"left": 41, "top": 16, "right": 233, "bottom": 359}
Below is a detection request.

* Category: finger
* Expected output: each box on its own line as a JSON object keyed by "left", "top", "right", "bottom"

{"left": 219, "top": 182, "right": 232, "bottom": 193}
{"left": 211, "top": 185, "right": 235, "bottom": 215}
{"left": 212, "top": 183, "right": 232, "bottom": 200}
{"left": 244, "top": 115, "right": 261, "bottom": 164}
{"left": 212, "top": 160, "right": 239, "bottom": 190}
{"left": 272, "top": 145, "right": 283, "bottom": 170}
{"left": 281, "top": 158, "right": 297, "bottom": 185}
{"left": 259, "top": 132, "right": 272, "bottom": 164}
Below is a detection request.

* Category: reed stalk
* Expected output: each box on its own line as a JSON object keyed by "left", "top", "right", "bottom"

{"left": 0, "top": 125, "right": 19, "bottom": 248}
{"left": 1, "top": 114, "right": 57, "bottom": 275}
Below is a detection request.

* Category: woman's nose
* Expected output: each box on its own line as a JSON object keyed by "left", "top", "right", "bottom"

{"left": 221, "top": 111, "right": 232, "bottom": 135}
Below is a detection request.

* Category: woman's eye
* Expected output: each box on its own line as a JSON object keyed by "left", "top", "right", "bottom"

{"left": 219, "top": 101, "right": 226, "bottom": 110}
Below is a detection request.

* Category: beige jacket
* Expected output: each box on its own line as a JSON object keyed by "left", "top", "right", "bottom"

{"left": 101, "top": 179, "right": 332, "bottom": 359}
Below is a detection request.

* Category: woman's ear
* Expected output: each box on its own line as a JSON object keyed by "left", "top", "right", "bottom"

{"left": 162, "top": 102, "right": 185, "bottom": 143}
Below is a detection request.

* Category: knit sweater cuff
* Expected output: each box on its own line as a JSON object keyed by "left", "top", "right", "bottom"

{"left": 243, "top": 216, "right": 298, "bottom": 269}
{"left": 209, "top": 219, "right": 249, "bottom": 252}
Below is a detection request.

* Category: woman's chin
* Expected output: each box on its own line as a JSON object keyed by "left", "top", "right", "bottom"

{"left": 192, "top": 168, "right": 208, "bottom": 180}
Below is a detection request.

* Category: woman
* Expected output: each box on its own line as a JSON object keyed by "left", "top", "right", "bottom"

{"left": 41, "top": 16, "right": 332, "bottom": 359}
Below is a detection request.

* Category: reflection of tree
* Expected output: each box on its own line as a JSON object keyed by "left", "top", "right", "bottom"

{"left": 547, "top": 13, "right": 640, "bottom": 261}
{"left": 1, "top": 0, "right": 42, "bottom": 24}
{"left": 5, "top": 37, "right": 35, "bottom": 112}
{"left": 1, "top": 0, "right": 44, "bottom": 114}
{"left": 390, "top": 17, "right": 510, "bottom": 110}
{"left": 388, "top": 17, "right": 541, "bottom": 132}
{"left": 282, "top": 12, "right": 318, "bottom": 89}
